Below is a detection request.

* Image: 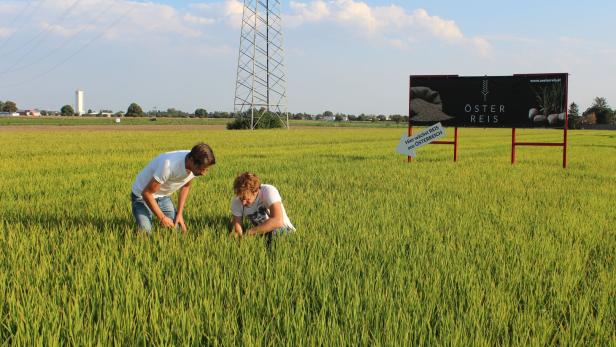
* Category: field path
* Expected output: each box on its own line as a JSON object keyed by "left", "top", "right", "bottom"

{"left": 0, "top": 124, "right": 227, "bottom": 131}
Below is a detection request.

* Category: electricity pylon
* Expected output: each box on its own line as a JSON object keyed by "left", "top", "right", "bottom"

{"left": 233, "top": 0, "right": 289, "bottom": 129}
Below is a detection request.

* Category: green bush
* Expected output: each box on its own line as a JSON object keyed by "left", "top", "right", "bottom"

{"left": 227, "top": 111, "right": 285, "bottom": 130}
{"left": 226, "top": 117, "right": 252, "bottom": 129}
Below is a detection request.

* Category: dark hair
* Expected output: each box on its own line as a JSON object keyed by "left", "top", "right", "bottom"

{"left": 188, "top": 143, "right": 216, "bottom": 167}
{"left": 233, "top": 172, "right": 260, "bottom": 196}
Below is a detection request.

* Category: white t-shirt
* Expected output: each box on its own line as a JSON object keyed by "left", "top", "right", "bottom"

{"left": 132, "top": 150, "right": 194, "bottom": 198}
{"left": 231, "top": 184, "right": 295, "bottom": 230}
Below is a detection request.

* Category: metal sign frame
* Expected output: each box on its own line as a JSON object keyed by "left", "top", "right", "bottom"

{"left": 408, "top": 73, "right": 569, "bottom": 168}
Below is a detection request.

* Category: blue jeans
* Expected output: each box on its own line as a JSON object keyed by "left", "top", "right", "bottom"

{"left": 131, "top": 192, "right": 176, "bottom": 232}
{"left": 270, "top": 227, "right": 294, "bottom": 237}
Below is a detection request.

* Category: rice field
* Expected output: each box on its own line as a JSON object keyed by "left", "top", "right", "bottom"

{"left": 0, "top": 126, "right": 614, "bottom": 345}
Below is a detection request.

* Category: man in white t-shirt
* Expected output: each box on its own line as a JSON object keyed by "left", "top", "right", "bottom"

{"left": 131, "top": 143, "right": 215, "bottom": 233}
{"left": 230, "top": 172, "right": 295, "bottom": 238}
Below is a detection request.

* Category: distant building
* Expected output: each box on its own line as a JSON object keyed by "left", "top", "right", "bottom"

{"left": 76, "top": 90, "right": 84, "bottom": 116}
{"left": 581, "top": 113, "right": 597, "bottom": 125}
{"left": 0, "top": 112, "right": 20, "bottom": 117}
{"left": 18, "top": 109, "right": 41, "bottom": 116}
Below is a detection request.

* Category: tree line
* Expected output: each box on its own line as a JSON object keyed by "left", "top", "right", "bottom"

{"left": 2, "top": 98, "right": 615, "bottom": 127}
{"left": 567, "top": 97, "right": 615, "bottom": 128}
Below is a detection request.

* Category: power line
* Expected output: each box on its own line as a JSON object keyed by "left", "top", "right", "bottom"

{"left": 0, "top": 0, "right": 48, "bottom": 53}
{"left": 0, "top": 1, "right": 119, "bottom": 77}
{"left": 0, "top": 2, "right": 139, "bottom": 90}
{"left": 0, "top": 0, "right": 82, "bottom": 59}
{"left": 0, "top": 0, "right": 35, "bottom": 44}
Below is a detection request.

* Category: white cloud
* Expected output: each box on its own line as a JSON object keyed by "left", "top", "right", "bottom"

{"left": 0, "top": 2, "right": 20, "bottom": 14}
{"left": 1, "top": 0, "right": 490, "bottom": 55}
{"left": 0, "top": 27, "right": 12, "bottom": 38}
{"left": 191, "top": 0, "right": 243, "bottom": 28}
{"left": 103, "top": 1, "right": 203, "bottom": 40}
{"left": 223, "top": 0, "right": 244, "bottom": 28}
{"left": 286, "top": 0, "right": 330, "bottom": 27}
{"left": 183, "top": 13, "right": 216, "bottom": 26}
{"left": 284, "top": 0, "right": 491, "bottom": 55}
{"left": 8, "top": 0, "right": 208, "bottom": 42}
{"left": 334, "top": 0, "right": 378, "bottom": 32}
{"left": 483, "top": 35, "right": 541, "bottom": 44}
{"left": 559, "top": 36, "right": 586, "bottom": 45}
{"left": 39, "top": 22, "right": 95, "bottom": 38}
{"left": 411, "top": 8, "right": 463, "bottom": 41}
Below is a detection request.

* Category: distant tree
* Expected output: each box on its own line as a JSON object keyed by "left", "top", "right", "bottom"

{"left": 194, "top": 108, "right": 208, "bottom": 118}
{"left": 213, "top": 111, "right": 231, "bottom": 118}
{"left": 125, "top": 103, "right": 145, "bottom": 117}
{"left": 114, "top": 111, "right": 124, "bottom": 117}
{"left": 87, "top": 108, "right": 93, "bottom": 114}
{"left": 335, "top": 115, "right": 344, "bottom": 121}
{"left": 567, "top": 102, "right": 581, "bottom": 129}
{"left": 2, "top": 100, "right": 17, "bottom": 113}
{"left": 377, "top": 115, "right": 387, "bottom": 121}
{"left": 40, "top": 110, "right": 48, "bottom": 116}
{"left": 165, "top": 108, "right": 189, "bottom": 117}
{"left": 568, "top": 102, "right": 579, "bottom": 118}
{"left": 323, "top": 110, "right": 334, "bottom": 118}
{"left": 390, "top": 115, "right": 402, "bottom": 124}
{"left": 592, "top": 97, "right": 609, "bottom": 109}
{"left": 60, "top": 105, "right": 74, "bottom": 116}
{"left": 584, "top": 97, "right": 613, "bottom": 124}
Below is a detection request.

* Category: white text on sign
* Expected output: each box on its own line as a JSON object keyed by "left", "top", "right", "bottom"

{"left": 396, "top": 123, "right": 446, "bottom": 157}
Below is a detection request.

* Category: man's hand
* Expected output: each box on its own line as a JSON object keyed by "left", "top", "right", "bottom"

{"left": 246, "top": 228, "right": 258, "bottom": 236}
{"left": 231, "top": 216, "right": 244, "bottom": 238}
{"left": 174, "top": 214, "right": 187, "bottom": 233}
{"left": 160, "top": 216, "right": 175, "bottom": 228}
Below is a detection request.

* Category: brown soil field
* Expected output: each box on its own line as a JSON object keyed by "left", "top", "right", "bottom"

{"left": 0, "top": 124, "right": 227, "bottom": 131}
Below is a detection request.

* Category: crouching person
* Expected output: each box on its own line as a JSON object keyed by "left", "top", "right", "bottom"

{"left": 231, "top": 172, "right": 295, "bottom": 239}
{"left": 131, "top": 143, "right": 215, "bottom": 233}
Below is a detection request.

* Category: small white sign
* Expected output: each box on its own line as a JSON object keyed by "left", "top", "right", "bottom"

{"left": 396, "top": 122, "right": 446, "bottom": 157}
{"left": 115, "top": 117, "right": 121, "bottom": 124}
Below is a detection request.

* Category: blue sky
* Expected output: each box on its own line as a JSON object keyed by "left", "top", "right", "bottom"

{"left": 0, "top": 0, "right": 614, "bottom": 114}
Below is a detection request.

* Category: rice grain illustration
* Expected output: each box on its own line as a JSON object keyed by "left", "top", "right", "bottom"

{"left": 410, "top": 98, "right": 453, "bottom": 122}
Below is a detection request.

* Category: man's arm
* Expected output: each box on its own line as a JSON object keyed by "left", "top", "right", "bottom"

{"left": 247, "top": 202, "right": 284, "bottom": 235}
{"left": 142, "top": 177, "right": 175, "bottom": 228}
{"left": 174, "top": 180, "right": 192, "bottom": 232}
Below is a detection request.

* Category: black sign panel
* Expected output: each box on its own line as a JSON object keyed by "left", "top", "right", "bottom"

{"left": 409, "top": 74, "right": 568, "bottom": 128}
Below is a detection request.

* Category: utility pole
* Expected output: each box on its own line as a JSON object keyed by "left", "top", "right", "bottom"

{"left": 233, "top": 0, "right": 289, "bottom": 129}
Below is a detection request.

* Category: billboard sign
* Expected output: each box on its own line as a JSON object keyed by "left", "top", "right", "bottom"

{"left": 410, "top": 74, "right": 568, "bottom": 128}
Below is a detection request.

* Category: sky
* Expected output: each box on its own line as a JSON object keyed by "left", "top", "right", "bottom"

{"left": 0, "top": 0, "right": 615, "bottom": 115}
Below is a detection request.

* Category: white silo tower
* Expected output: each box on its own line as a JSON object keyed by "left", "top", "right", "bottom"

{"left": 75, "top": 90, "right": 84, "bottom": 116}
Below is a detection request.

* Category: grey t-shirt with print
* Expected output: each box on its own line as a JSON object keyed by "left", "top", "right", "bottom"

{"left": 231, "top": 184, "right": 295, "bottom": 230}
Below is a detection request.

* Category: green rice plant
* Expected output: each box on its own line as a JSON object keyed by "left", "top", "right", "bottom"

{"left": 0, "top": 127, "right": 614, "bottom": 345}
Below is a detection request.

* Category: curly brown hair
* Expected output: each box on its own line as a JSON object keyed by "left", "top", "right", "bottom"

{"left": 233, "top": 172, "right": 260, "bottom": 196}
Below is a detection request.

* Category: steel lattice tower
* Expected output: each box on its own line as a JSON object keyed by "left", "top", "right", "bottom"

{"left": 233, "top": 0, "right": 289, "bottom": 129}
